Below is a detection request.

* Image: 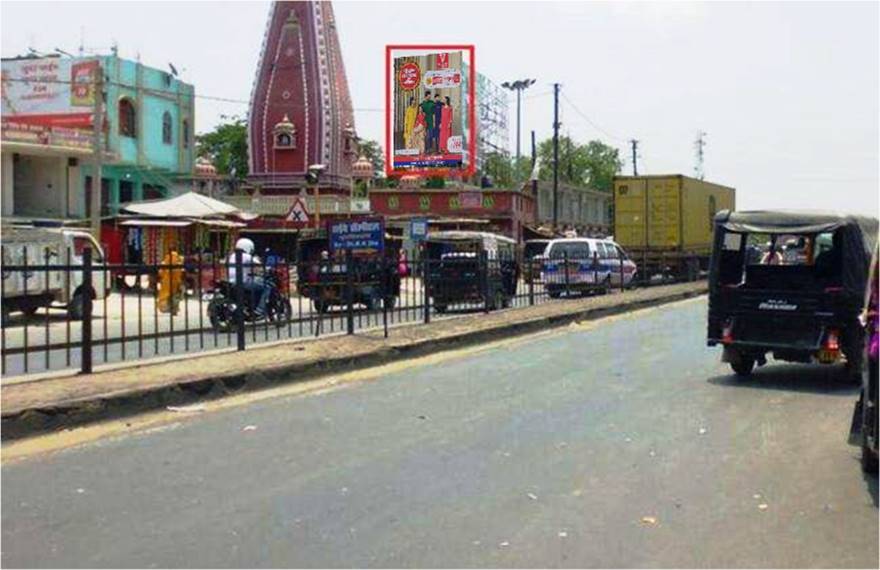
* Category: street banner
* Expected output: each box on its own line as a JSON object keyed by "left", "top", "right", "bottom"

{"left": 386, "top": 45, "right": 475, "bottom": 178}
{"left": 1, "top": 56, "right": 100, "bottom": 129}
{"left": 329, "top": 218, "right": 385, "bottom": 254}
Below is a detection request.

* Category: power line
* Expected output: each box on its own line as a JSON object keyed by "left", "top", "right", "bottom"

{"left": 559, "top": 92, "right": 626, "bottom": 143}
{"left": 0, "top": 76, "right": 384, "bottom": 112}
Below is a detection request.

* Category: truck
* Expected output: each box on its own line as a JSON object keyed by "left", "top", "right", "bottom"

{"left": 1, "top": 225, "right": 109, "bottom": 323}
{"left": 613, "top": 174, "right": 735, "bottom": 281}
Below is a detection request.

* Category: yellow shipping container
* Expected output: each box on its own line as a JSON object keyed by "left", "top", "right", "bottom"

{"left": 613, "top": 174, "right": 735, "bottom": 275}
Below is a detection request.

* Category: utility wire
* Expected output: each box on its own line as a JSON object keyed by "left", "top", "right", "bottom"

{"left": 560, "top": 91, "right": 626, "bottom": 143}
{"left": 1, "top": 76, "right": 384, "bottom": 112}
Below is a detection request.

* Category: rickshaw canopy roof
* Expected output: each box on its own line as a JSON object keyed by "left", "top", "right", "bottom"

{"left": 426, "top": 231, "right": 516, "bottom": 245}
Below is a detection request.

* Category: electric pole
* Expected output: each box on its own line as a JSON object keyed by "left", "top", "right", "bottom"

{"left": 630, "top": 139, "right": 639, "bottom": 176}
{"left": 552, "top": 83, "right": 560, "bottom": 230}
{"left": 694, "top": 131, "right": 706, "bottom": 180}
{"left": 531, "top": 130, "right": 537, "bottom": 197}
{"left": 90, "top": 63, "right": 104, "bottom": 239}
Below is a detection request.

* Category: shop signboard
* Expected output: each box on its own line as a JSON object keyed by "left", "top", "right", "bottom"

{"left": 329, "top": 218, "right": 385, "bottom": 254}
{"left": 1, "top": 57, "right": 100, "bottom": 129}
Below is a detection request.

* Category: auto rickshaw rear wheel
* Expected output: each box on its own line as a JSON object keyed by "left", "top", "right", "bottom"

{"left": 730, "top": 355, "right": 755, "bottom": 376}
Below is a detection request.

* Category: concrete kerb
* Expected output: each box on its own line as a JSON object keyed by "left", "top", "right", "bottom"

{"left": 1, "top": 283, "right": 707, "bottom": 441}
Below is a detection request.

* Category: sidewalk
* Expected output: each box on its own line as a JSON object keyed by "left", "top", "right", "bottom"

{"left": 1, "top": 282, "right": 707, "bottom": 439}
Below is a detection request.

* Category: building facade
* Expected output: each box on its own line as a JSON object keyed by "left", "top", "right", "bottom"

{"left": 1, "top": 53, "right": 195, "bottom": 220}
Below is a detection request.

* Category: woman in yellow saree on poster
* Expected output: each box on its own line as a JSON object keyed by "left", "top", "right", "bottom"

{"left": 403, "top": 96, "right": 417, "bottom": 148}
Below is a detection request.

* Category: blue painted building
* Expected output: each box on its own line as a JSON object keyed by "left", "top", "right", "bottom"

{"left": 1, "top": 53, "right": 195, "bottom": 220}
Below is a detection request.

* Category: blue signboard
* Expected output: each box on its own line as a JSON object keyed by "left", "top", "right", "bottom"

{"left": 410, "top": 217, "right": 428, "bottom": 242}
{"left": 328, "top": 218, "right": 385, "bottom": 253}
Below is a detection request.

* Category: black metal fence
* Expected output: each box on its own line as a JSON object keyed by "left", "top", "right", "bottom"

{"left": 1, "top": 246, "right": 691, "bottom": 378}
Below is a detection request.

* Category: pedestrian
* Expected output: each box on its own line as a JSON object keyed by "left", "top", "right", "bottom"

{"left": 158, "top": 248, "right": 184, "bottom": 315}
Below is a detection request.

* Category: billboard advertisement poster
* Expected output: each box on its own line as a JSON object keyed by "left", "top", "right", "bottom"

{"left": 1, "top": 56, "right": 99, "bottom": 129}
{"left": 329, "top": 218, "right": 385, "bottom": 254}
{"left": 386, "top": 45, "right": 475, "bottom": 178}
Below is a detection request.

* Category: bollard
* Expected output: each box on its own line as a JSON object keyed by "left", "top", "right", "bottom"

{"left": 80, "top": 248, "right": 94, "bottom": 374}
{"left": 234, "top": 249, "right": 246, "bottom": 351}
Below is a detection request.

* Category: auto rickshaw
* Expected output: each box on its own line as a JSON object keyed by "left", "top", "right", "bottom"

{"left": 424, "top": 231, "right": 519, "bottom": 313}
{"left": 296, "top": 231, "right": 402, "bottom": 313}
{"left": 850, "top": 244, "right": 879, "bottom": 472}
{"left": 707, "top": 210, "right": 878, "bottom": 378}
{"left": 522, "top": 238, "right": 550, "bottom": 285}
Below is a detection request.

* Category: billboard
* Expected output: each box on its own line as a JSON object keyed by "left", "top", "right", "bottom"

{"left": 1, "top": 57, "right": 100, "bottom": 129}
{"left": 386, "top": 45, "right": 476, "bottom": 178}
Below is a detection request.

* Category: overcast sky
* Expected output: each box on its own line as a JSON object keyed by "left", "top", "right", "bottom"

{"left": 3, "top": 1, "right": 878, "bottom": 214}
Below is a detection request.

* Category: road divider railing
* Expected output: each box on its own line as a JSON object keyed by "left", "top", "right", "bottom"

{"left": 1, "top": 245, "right": 701, "bottom": 378}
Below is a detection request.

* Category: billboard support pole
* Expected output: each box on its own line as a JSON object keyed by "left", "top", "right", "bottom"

{"left": 90, "top": 65, "right": 104, "bottom": 240}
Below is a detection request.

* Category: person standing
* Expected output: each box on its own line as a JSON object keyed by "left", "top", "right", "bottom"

{"left": 432, "top": 93, "right": 444, "bottom": 154}
{"left": 419, "top": 91, "right": 435, "bottom": 156}
{"left": 403, "top": 96, "right": 417, "bottom": 149}
{"left": 158, "top": 248, "right": 184, "bottom": 315}
{"left": 440, "top": 96, "right": 453, "bottom": 153}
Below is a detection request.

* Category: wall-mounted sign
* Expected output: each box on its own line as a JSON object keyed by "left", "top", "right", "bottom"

{"left": 329, "top": 218, "right": 385, "bottom": 253}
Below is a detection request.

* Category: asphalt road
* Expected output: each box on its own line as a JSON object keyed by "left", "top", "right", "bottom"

{"left": 2, "top": 297, "right": 876, "bottom": 568}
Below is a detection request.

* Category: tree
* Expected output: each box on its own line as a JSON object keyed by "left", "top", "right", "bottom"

{"left": 480, "top": 152, "right": 534, "bottom": 188}
{"left": 356, "top": 138, "right": 385, "bottom": 175}
{"left": 537, "top": 136, "right": 622, "bottom": 192}
{"left": 196, "top": 117, "right": 248, "bottom": 181}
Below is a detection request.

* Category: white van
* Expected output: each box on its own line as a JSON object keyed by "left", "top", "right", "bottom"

{"left": 540, "top": 238, "right": 637, "bottom": 296}
{"left": 2, "top": 225, "right": 109, "bottom": 321}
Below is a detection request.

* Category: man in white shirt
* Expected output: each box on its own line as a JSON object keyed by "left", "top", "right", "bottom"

{"left": 227, "top": 238, "right": 270, "bottom": 318}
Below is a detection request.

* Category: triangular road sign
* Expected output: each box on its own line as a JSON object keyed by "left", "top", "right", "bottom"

{"left": 285, "top": 197, "right": 310, "bottom": 224}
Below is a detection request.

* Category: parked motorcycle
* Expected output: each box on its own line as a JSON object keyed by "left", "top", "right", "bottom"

{"left": 207, "top": 270, "right": 292, "bottom": 332}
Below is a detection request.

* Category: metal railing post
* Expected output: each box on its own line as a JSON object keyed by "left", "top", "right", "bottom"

{"left": 81, "top": 247, "right": 93, "bottom": 374}
{"left": 593, "top": 251, "right": 598, "bottom": 292}
{"left": 482, "top": 251, "right": 491, "bottom": 313}
{"left": 528, "top": 258, "right": 535, "bottom": 306}
{"left": 234, "top": 249, "right": 246, "bottom": 351}
{"left": 423, "top": 256, "right": 431, "bottom": 324}
{"left": 619, "top": 252, "right": 625, "bottom": 292}
{"left": 564, "top": 251, "right": 571, "bottom": 297}
{"left": 345, "top": 249, "right": 355, "bottom": 335}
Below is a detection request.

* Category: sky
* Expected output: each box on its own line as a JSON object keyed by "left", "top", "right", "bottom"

{"left": 2, "top": 0, "right": 878, "bottom": 215}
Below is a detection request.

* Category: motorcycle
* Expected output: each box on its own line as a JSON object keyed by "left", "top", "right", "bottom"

{"left": 207, "top": 270, "right": 292, "bottom": 332}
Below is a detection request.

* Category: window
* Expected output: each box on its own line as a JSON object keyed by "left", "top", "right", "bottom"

{"left": 162, "top": 112, "right": 172, "bottom": 145}
{"left": 182, "top": 119, "right": 190, "bottom": 148}
{"left": 119, "top": 180, "right": 134, "bottom": 204}
{"left": 276, "top": 132, "right": 293, "bottom": 148}
{"left": 118, "top": 98, "right": 136, "bottom": 138}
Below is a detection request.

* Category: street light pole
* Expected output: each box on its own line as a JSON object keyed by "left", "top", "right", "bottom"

{"left": 501, "top": 78, "right": 536, "bottom": 161}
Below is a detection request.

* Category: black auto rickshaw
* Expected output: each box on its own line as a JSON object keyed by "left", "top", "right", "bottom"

{"left": 707, "top": 210, "right": 878, "bottom": 378}
{"left": 425, "top": 231, "right": 519, "bottom": 313}
{"left": 296, "top": 231, "right": 402, "bottom": 313}
{"left": 522, "top": 239, "right": 550, "bottom": 284}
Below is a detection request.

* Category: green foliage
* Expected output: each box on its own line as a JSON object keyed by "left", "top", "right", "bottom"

{"left": 537, "top": 136, "right": 622, "bottom": 192}
{"left": 425, "top": 176, "right": 446, "bottom": 189}
{"left": 196, "top": 117, "right": 249, "bottom": 180}
{"left": 480, "top": 153, "right": 533, "bottom": 188}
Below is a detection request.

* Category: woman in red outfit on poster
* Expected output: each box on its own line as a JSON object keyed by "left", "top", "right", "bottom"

{"left": 412, "top": 110, "right": 427, "bottom": 155}
{"left": 439, "top": 96, "right": 453, "bottom": 153}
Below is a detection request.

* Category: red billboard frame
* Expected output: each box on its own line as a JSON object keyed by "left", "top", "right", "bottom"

{"left": 385, "top": 44, "right": 476, "bottom": 179}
